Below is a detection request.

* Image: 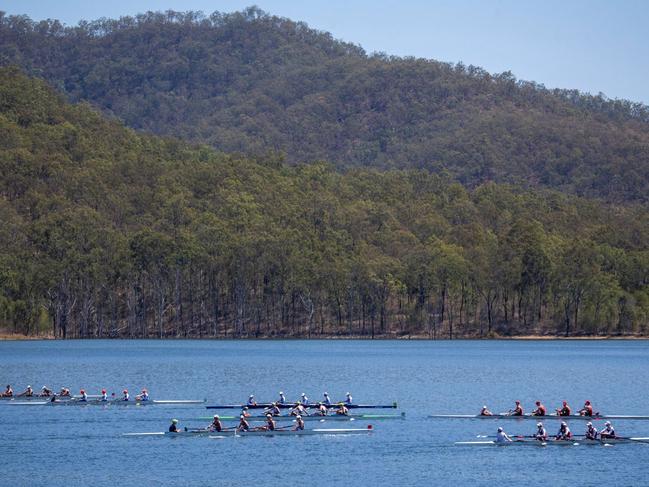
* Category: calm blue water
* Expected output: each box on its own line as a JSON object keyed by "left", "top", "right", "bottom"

{"left": 1, "top": 340, "right": 649, "bottom": 486}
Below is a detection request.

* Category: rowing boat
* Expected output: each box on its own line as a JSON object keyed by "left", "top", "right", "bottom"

{"left": 206, "top": 402, "right": 397, "bottom": 410}
{"left": 213, "top": 427, "right": 373, "bottom": 437}
{"left": 430, "top": 414, "right": 649, "bottom": 421}
{"left": 456, "top": 437, "right": 649, "bottom": 446}
{"left": 0, "top": 395, "right": 82, "bottom": 401}
{"left": 7, "top": 399, "right": 205, "bottom": 406}
{"left": 123, "top": 426, "right": 373, "bottom": 437}
{"left": 192, "top": 412, "right": 406, "bottom": 422}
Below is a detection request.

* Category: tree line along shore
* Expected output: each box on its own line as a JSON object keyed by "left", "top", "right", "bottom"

{"left": 1, "top": 68, "right": 648, "bottom": 339}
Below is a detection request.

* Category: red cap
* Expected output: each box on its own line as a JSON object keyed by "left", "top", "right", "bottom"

{"left": 563, "top": 401, "right": 567, "bottom": 405}
{"left": 585, "top": 400, "right": 590, "bottom": 405}
{"left": 367, "top": 424, "right": 373, "bottom": 430}
{"left": 101, "top": 389, "right": 106, "bottom": 394}
{"left": 123, "top": 389, "right": 128, "bottom": 393}
{"left": 80, "top": 389, "right": 85, "bottom": 393}
{"left": 515, "top": 400, "right": 520, "bottom": 404}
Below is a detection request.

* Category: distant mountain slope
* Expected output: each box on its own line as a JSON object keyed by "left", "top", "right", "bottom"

{"left": 1, "top": 7, "right": 649, "bottom": 202}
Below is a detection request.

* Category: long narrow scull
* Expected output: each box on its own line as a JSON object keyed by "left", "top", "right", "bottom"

{"left": 123, "top": 425, "right": 374, "bottom": 437}
{"left": 192, "top": 412, "right": 405, "bottom": 422}
{"left": 430, "top": 414, "right": 649, "bottom": 421}
{"left": 206, "top": 402, "right": 397, "bottom": 410}
{"left": 8, "top": 399, "right": 205, "bottom": 406}
{"left": 0, "top": 395, "right": 97, "bottom": 401}
{"left": 456, "top": 437, "right": 649, "bottom": 446}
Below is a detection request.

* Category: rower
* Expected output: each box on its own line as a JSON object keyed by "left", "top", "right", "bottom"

{"left": 585, "top": 422, "right": 598, "bottom": 440}
{"left": 278, "top": 391, "right": 286, "bottom": 404}
{"left": 293, "top": 414, "right": 305, "bottom": 431}
{"left": 495, "top": 427, "right": 512, "bottom": 443}
{"left": 168, "top": 419, "right": 180, "bottom": 433}
{"left": 290, "top": 403, "right": 308, "bottom": 417}
{"left": 300, "top": 393, "right": 309, "bottom": 406}
{"left": 136, "top": 389, "right": 149, "bottom": 401}
{"left": 556, "top": 401, "right": 571, "bottom": 416}
{"left": 59, "top": 387, "right": 71, "bottom": 397}
{"left": 40, "top": 386, "right": 53, "bottom": 397}
{"left": 2, "top": 385, "right": 12, "bottom": 397}
{"left": 555, "top": 421, "right": 572, "bottom": 440}
{"left": 262, "top": 413, "right": 276, "bottom": 431}
{"left": 121, "top": 389, "right": 129, "bottom": 401}
{"left": 531, "top": 401, "right": 546, "bottom": 416}
{"left": 335, "top": 403, "right": 349, "bottom": 416}
{"left": 509, "top": 400, "right": 523, "bottom": 416}
{"left": 79, "top": 389, "right": 88, "bottom": 402}
{"left": 600, "top": 421, "right": 616, "bottom": 439}
{"left": 266, "top": 402, "right": 281, "bottom": 416}
{"left": 323, "top": 392, "right": 332, "bottom": 406}
{"left": 534, "top": 422, "right": 548, "bottom": 441}
{"left": 578, "top": 400, "right": 593, "bottom": 417}
{"left": 17, "top": 385, "right": 33, "bottom": 397}
{"left": 479, "top": 405, "right": 493, "bottom": 416}
{"left": 345, "top": 392, "right": 353, "bottom": 405}
{"left": 209, "top": 415, "right": 223, "bottom": 432}
{"left": 247, "top": 395, "right": 257, "bottom": 406}
{"left": 315, "top": 402, "right": 328, "bottom": 416}
{"left": 241, "top": 406, "right": 251, "bottom": 418}
{"left": 237, "top": 414, "right": 250, "bottom": 432}
{"left": 100, "top": 389, "right": 108, "bottom": 401}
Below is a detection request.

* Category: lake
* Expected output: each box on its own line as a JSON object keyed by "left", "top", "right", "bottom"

{"left": 1, "top": 339, "right": 649, "bottom": 486}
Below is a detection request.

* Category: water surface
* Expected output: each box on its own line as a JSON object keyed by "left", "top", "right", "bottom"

{"left": 1, "top": 340, "right": 648, "bottom": 486}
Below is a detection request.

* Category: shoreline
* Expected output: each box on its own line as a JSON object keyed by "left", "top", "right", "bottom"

{"left": 1, "top": 333, "right": 647, "bottom": 341}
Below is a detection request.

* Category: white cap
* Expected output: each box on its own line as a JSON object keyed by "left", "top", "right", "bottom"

{"left": 249, "top": 394, "right": 254, "bottom": 398}
{"left": 586, "top": 422, "right": 592, "bottom": 426}
{"left": 42, "top": 386, "right": 47, "bottom": 390}
{"left": 605, "top": 421, "right": 611, "bottom": 426}
{"left": 301, "top": 393, "right": 306, "bottom": 396}
{"left": 279, "top": 391, "right": 284, "bottom": 395}
{"left": 324, "top": 392, "right": 329, "bottom": 396}
{"left": 296, "top": 414, "right": 301, "bottom": 419}
{"left": 482, "top": 405, "right": 487, "bottom": 409}
{"left": 497, "top": 427, "right": 503, "bottom": 432}
{"left": 27, "top": 385, "right": 32, "bottom": 388}
{"left": 346, "top": 392, "right": 351, "bottom": 395}
{"left": 561, "top": 421, "right": 567, "bottom": 426}
{"left": 240, "top": 415, "right": 244, "bottom": 419}
{"left": 537, "top": 422, "right": 542, "bottom": 427}
{"left": 214, "top": 415, "right": 219, "bottom": 419}
{"left": 172, "top": 419, "right": 178, "bottom": 423}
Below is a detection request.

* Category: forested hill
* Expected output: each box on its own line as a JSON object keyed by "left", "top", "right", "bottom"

{"left": 1, "top": 67, "right": 648, "bottom": 339}
{"left": 1, "top": 8, "right": 649, "bottom": 203}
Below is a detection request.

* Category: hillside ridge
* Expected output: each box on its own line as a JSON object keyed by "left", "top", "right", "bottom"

{"left": 1, "top": 7, "right": 648, "bottom": 202}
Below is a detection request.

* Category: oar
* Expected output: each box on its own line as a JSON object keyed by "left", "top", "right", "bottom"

{"left": 185, "top": 426, "right": 237, "bottom": 433}
{"left": 614, "top": 436, "right": 649, "bottom": 444}
{"left": 122, "top": 432, "right": 165, "bottom": 436}
{"left": 476, "top": 434, "right": 539, "bottom": 439}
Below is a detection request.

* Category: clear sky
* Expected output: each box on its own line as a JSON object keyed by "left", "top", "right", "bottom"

{"left": 3, "top": 0, "right": 648, "bottom": 104}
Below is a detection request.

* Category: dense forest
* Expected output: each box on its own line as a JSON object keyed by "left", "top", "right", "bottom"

{"left": 1, "top": 68, "right": 648, "bottom": 338}
{"left": 1, "top": 8, "right": 649, "bottom": 203}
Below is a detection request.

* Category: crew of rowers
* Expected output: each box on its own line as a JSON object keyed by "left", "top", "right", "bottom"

{"left": 168, "top": 413, "right": 307, "bottom": 434}
{"left": 245, "top": 391, "right": 353, "bottom": 407}
{"left": 480, "top": 400, "right": 598, "bottom": 417}
{"left": 1, "top": 385, "right": 149, "bottom": 402}
{"left": 238, "top": 392, "right": 353, "bottom": 417}
{"left": 496, "top": 420, "right": 617, "bottom": 443}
